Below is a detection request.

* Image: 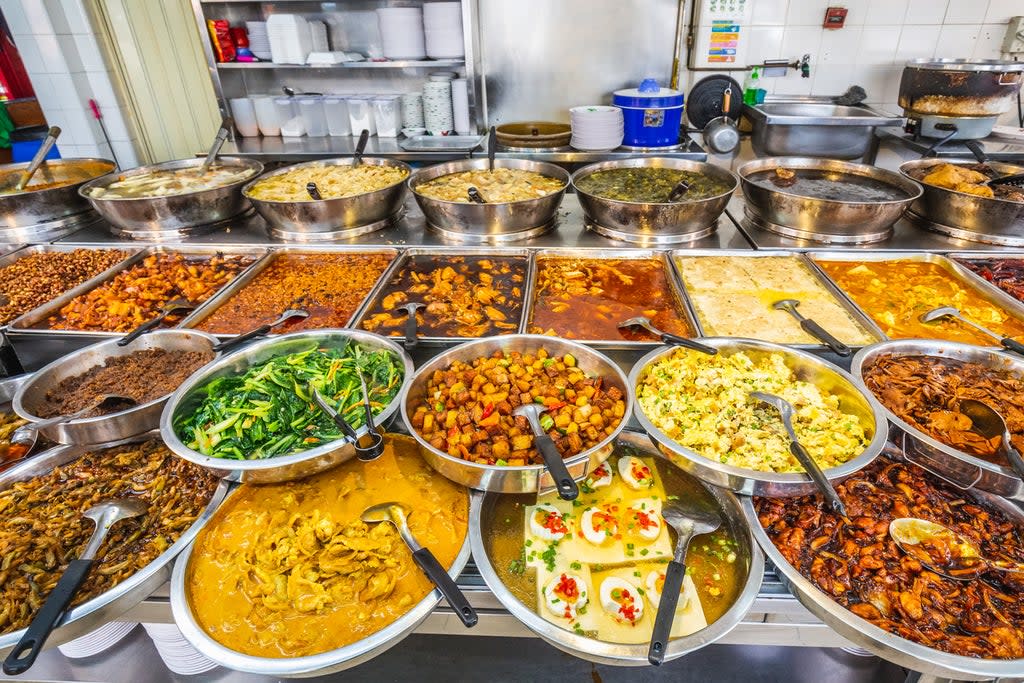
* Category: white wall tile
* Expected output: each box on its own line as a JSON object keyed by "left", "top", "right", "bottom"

{"left": 905, "top": 0, "right": 948, "bottom": 24}
{"left": 50, "top": 107, "right": 93, "bottom": 147}
{"left": 857, "top": 64, "right": 900, "bottom": 102}
{"left": 810, "top": 64, "right": 855, "bottom": 95}
{"left": 84, "top": 70, "right": 118, "bottom": 110}
{"left": 62, "top": 0, "right": 93, "bottom": 35}
{"left": 30, "top": 74, "right": 60, "bottom": 114}
{"left": 73, "top": 32, "right": 106, "bottom": 72}
{"left": 751, "top": 0, "right": 789, "bottom": 25}
{"left": 865, "top": 0, "right": 908, "bottom": 25}
{"left": 895, "top": 25, "right": 941, "bottom": 61}
{"left": 819, "top": 26, "right": 863, "bottom": 63}
{"left": 985, "top": 0, "right": 1024, "bottom": 23}
{"left": 51, "top": 73, "right": 80, "bottom": 110}
{"left": 975, "top": 23, "right": 1010, "bottom": 58}
{"left": 944, "top": 0, "right": 991, "bottom": 24}
{"left": 42, "top": 0, "right": 70, "bottom": 35}
{"left": 746, "top": 26, "right": 785, "bottom": 62}
{"left": 20, "top": 0, "right": 52, "bottom": 35}
{"left": 110, "top": 140, "right": 139, "bottom": 170}
{"left": 773, "top": 71, "right": 815, "bottom": 96}
{"left": 839, "top": 0, "right": 870, "bottom": 25}
{"left": 34, "top": 32, "right": 66, "bottom": 73}
{"left": 100, "top": 106, "right": 133, "bottom": 142}
{"left": 785, "top": 0, "right": 831, "bottom": 26}
{"left": 936, "top": 24, "right": 980, "bottom": 56}
{"left": 0, "top": 0, "right": 32, "bottom": 36}
{"left": 858, "top": 27, "right": 901, "bottom": 65}
{"left": 13, "top": 35, "right": 46, "bottom": 75}
{"left": 781, "top": 26, "right": 823, "bottom": 61}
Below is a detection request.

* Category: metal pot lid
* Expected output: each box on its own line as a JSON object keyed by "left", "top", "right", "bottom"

{"left": 904, "top": 58, "right": 1024, "bottom": 72}
{"left": 613, "top": 79, "right": 684, "bottom": 108}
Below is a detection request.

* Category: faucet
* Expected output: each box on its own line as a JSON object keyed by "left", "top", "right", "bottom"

{"left": 799, "top": 54, "right": 811, "bottom": 78}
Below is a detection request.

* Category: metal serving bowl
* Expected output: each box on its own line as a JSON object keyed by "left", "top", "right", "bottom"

{"left": 851, "top": 340, "right": 1024, "bottom": 500}
{"left": 899, "top": 158, "right": 1024, "bottom": 246}
{"left": 160, "top": 329, "right": 413, "bottom": 483}
{"left": 0, "top": 434, "right": 229, "bottom": 658}
{"left": 629, "top": 338, "right": 888, "bottom": 497}
{"left": 0, "top": 158, "right": 115, "bottom": 240}
{"left": 470, "top": 430, "right": 763, "bottom": 666}
{"left": 571, "top": 158, "right": 738, "bottom": 245}
{"left": 742, "top": 469, "right": 1024, "bottom": 680}
{"left": 243, "top": 157, "right": 411, "bottom": 241}
{"left": 13, "top": 329, "right": 220, "bottom": 445}
{"left": 402, "top": 335, "right": 632, "bottom": 493}
{"left": 408, "top": 158, "right": 570, "bottom": 242}
{"left": 79, "top": 157, "right": 263, "bottom": 240}
{"left": 738, "top": 157, "right": 922, "bottom": 244}
{"left": 0, "top": 373, "right": 28, "bottom": 407}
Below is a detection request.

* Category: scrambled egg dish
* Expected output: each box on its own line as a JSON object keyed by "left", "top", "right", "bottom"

{"left": 415, "top": 168, "right": 564, "bottom": 203}
{"left": 636, "top": 349, "right": 868, "bottom": 473}
{"left": 247, "top": 163, "right": 408, "bottom": 202}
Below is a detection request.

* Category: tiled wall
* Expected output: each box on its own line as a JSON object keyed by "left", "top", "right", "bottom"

{"left": 0, "top": 0, "right": 139, "bottom": 168}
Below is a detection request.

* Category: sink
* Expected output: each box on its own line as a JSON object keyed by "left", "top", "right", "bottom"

{"left": 744, "top": 98, "right": 904, "bottom": 159}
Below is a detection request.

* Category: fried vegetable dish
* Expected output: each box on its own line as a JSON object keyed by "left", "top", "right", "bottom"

{"left": 415, "top": 168, "right": 564, "bottom": 203}
{"left": 197, "top": 252, "right": 394, "bottom": 334}
{"left": 528, "top": 258, "right": 692, "bottom": 342}
{"left": 0, "top": 249, "right": 130, "bottom": 326}
{"left": 756, "top": 457, "right": 1024, "bottom": 659}
{"left": 45, "top": 252, "right": 251, "bottom": 333}
{"left": 360, "top": 256, "right": 525, "bottom": 338}
{"left": 958, "top": 258, "right": 1024, "bottom": 304}
{"left": 85, "top": 164, "right": 256, "bottom": 199}
{"left": 907, "top": 163, "right": 1024, "bottom": 203}
{"left": 636, "top": 349, "right": 869, "bottom": 473}
{"left": 187, "top": 434, "right": 467, "bottom": 658}
{"left": 574, "top": 167, "right": 731, "bottom": 202}
{"left": 0, "top": 439, "right": 219, "bottom": 635}
{"left": 247, "top": 163, "right": 408, "bottom": 202}
{"left": 0, "top": 411, "right": 29, "bottom": 467}
{"left": 34, "top": 348, "right": 214, "bottom": 419}
{"left": 816, "top": 259, "right": 1024, "bottom": 345}
{"left": 176, "top": 340, "right": 404, "bottom": 460}
{"left": 862, "top": 354, "right": 1024, "bottom": 467}
{"left": 408, "top": 348, "right": 626, "bottom": 466}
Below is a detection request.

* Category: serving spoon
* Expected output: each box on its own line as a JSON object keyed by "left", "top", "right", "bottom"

{"left": 959, "top": 399, "right": 1024, "bottom": 481}
{"left": 211, "top": 308, "right": 310, "bottom": 353}
{"left": 198, "top": 117, "right": 233, "bottom": 176}
{"left": 772, "top": 299, "right": 850, "bottom": 356}
{"left": 919, "top": 306, "right": 1024, "bottom": 356}
{"left": 399, "top": 302, "right": 425, "bottom": 350}
{"left": 617, "top": 316, "right": 717, "bottom": 355}
{"left": 10, "top": 394, "right": 138, "bottom": 455}
{"left": 665, "top": 179, "right": 690, "bottom": 202}
{"left": 750, "top": 391, "right": 847, "bottom": 517}
{"left": 361, "top": 501, "right": 478, "bottom": 628}
{"left": 512, "top": 403, "right": 578, "bottom": 500}
{"left": 648, "top": 502, "right": 721, "bottom": 665}
{"left": 3, "top": 498, "right": 148, "bottom": 675}
{"left": 466, "top": 186, "right": 486, "bottom": 204}
{"left": 3, "top": 126, "right": 60, "bottom": 193}
{"left": 117, "top": 298, "right": 196, "bottom": 347}
{"left": 353, "top": 128, "right": 370, "bottom": 167}
{"left": 889, "top": 517, "right": 1024, "bottom": 580}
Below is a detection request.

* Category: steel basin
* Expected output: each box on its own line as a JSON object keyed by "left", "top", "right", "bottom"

{"left": 629, "top": 338, "right": 888, "bottom": 496}
{"left": 570, "top": 158, "right": 737, "bottom": 245}
{"left": 0, "top": 158, "right": 115, "bottom": 239}
{"left": 745, "top": 99, "right": 903, "bottom": 160}
{"left": 160, "top": 329, "right": 413, "bottom": 483}
{"left": 402, "top": 335, "right": 631, "bottom": 493}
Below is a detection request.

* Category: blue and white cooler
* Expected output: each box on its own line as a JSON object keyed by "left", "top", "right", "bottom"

{"left": 613, "top": 79, "right": 685, "bottom": 148}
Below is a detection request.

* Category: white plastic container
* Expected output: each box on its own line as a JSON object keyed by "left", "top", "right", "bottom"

{"left": 252, "top": 96, "right": 280, "bottom": 136}
{"left": 274, "top": 96, "right": 304, "bottom": 137}
{"left": 372, "top": 96, "right": 400, "bottom": 137}
{"left": 451, "top": 78, "right": 470, "bottom": 135}
{"left": 267, "top": 14, "right": 312, "bottom": 65}
{"left": 323, "top": 96, "right": 351, "bottom": 136}
{"left": 228, "top": 97, "right": 260, "bottom": 137}
{"left": 298, "top": 96, "right": 327, "bottom": 137}
{"left": 347, "top": 97, "right": 377, "bottom": 136}
{"left": 376, "top": 7, "right": 426, "bottom": 60}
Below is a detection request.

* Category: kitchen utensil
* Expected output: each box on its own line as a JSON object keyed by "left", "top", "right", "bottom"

{"left": 958, "top": 399, "right": 1024, "bottom": 482}
{"left": 399, "top": 302, "right": 425, "bottom": 350}
{"left": 361, "top": 502, "right": 477, "bottom": 627}
{"left": 467, "top": 186, "right": 486, "bottom": 204}
{"left": 353, "top": 129, "right": 370, "bottom": 166}
{"left": 686, "top": 75, "right": 744, "bottom": 129}
{"left": 701, "top": 86, "right": 739, "bottom": 155}
{"left": 647, "top": 502, "right": 722, "bottom": 665}
{"left": 486, "top": 126, "right": 496, "bottom": 171}
{"left": 666, "top": 180, "right": 690, "bottom": 202}
{"left": 889, "top": 517, "right": 1024, "bottom": 580}
{"left": 354, "top": 369, "right": 385, "bottom": 460}
{"left": 306, "top": 182, "right": 322, "bottom": 200}
{"left": 4, "top": 127, "right": 61, "bottom": 193}
{"left": 988, "top": 172, "right": 1024, "bottom": 189}
{"left": 2, "top": 497, "right": 148, "bottom": 675}
{"left": 918, "top": 305, "right": 1024, "bottom": 355}
{"left": 617, "top": 316, "right": 717, "bottom": 355}
{"left": 117, "top": 298, "right": 195, "bottom": 347}
{"left": 749, "top": 391, "right": 848, "bottom": 516}
{"left": 310, "top": 385, "right": 382, "bottom": 461}
{"left": 512, "top": 403, "right": 578, "bottom": 500}
{"left": 88, "top": 100, "right": 119, "bottom": 168}
{"left": 199, "top": 119, "right": 232, "bottom": 176}
{"left": 10, "top": 394, "right": 137, "bottom": 454}
{"left": 211, "top": 308, "right": 309, "bottom": 353}
{"left": 772, "top": 299, "right": 851, "bottom": 356}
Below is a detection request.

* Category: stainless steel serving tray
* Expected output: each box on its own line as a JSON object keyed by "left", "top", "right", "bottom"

{"left": 179, "top": 245, "right": 402, "bottom": 338}
{"left": 399, "top": 135, "right": 483, "bottom": 152}
{"left": 0, "top": 433, "right": 229, "bottom": 658}
{"left": 7, "top": 245, "right": 269, "bottom": 339}
{"left": 470, "top": 430, "right": 764, "bottom": 667}
{"left": 805, "top": 251, "right": 1024, "bottom": 346}
{"left": 520, "top": 248, "right": 701, "bottom": 351}
{"left": 669, "top": 249, "right": 886, "bottom": 351}
{"left": 629, "top": 338, "right": 889, "bottom": 496}
{"left": 350, "top": 247, "right": 534, "bottom": 346}
{"left": 741, "top": 455, "right": 1024, "bottom": 680}
{"left": 944, "top": 251, "right": 1024, "bottom": 304}
{"left": 851, "top": 339, "right": 1024, "bottom": 500}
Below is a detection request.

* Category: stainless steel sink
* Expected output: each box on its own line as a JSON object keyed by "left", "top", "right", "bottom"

{"left": 744, "top": 97, "right": 904, "bottom": 159}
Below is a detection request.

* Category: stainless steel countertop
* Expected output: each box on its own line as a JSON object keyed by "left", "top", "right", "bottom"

{"left": 875, "top": 127, "right": 1024, "bottom": 162}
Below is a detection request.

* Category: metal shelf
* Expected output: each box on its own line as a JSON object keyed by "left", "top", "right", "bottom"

{"left": 217, "top": 60, "right": 465, "bottom": 70}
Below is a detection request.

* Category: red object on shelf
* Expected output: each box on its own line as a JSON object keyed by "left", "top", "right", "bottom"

{"left": 824, "top": 7, "right": 848, "bottom": 29}
{"left": 230, "top": 26, "right": 249, "bottom": 48}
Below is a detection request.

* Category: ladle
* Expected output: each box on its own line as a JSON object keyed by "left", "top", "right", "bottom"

{"left": 665, "top": 179, "right": 690, "bottom": 202}
{"left": 467, "top": 186, "right": 486, "bottom": 204}
{"left": 354, "top": 369, "right": 385, "bottom": 460}
{"left": 353, "top": 129, "right": 370, "bottom": 166}
{"left": 889, "top": 517, "right": 1024, "bottom": 580}
{"left": 310, "top": 385, "right": 382, "bottom": 460}
{"left": 772, "top": 299, "right": 850, "bottom": 356}
{"left": 211, "top": 308, "right": 310, "bottom": 353}
{"left": 399, "top": 302, "right": 425, "bottom": 350}
{"left": 5, "top": 126, "right": 61, "bottom": 193}
{"left": 919, "top": 306, "right": 1024, "bottom": 356}
{"left": 117, "top": 298, "right": 195, "bottom": 347}
{"left": 199, "top": 118, "right": 233, "bottom": 176}
{"left": 512, "top": 403, "right": 578, "bottom": 500}
{"left": 11, "top": 394, "right": 138, "bottom": 454}
{"left": 959, "top": 399, "right": 1024, "bottom": 481}
{"left": 617, "top": 316, "right": 717, "bottom": 355}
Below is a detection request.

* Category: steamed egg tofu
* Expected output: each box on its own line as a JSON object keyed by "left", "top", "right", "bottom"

{"left": 529, "top": 503, "right": 569, "bottom": 541}
{"left": 584, "top": 462, "right": 613, "bottom": 490}
{"left": 543, "top": 572, "right": 589, "bottom": 620}
{"left": 618, "top": 456, "right": 655, "bottom": 490}
{"left": 625, "top": 502, "right": 661, "bottom": 541}
{"left": 581, "top": 506, "right": 618, "bottom": 545}
{"left": 600, "top": 577, "right": 644, "bottom": 624}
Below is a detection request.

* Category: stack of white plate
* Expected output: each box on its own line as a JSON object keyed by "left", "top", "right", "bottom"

{"left": 142, "top": 623, "right": 218, "bottom": 677}
{"left": 569, "top": 105, "right": 624, "bottom": 151}
{"left": 267, "top": 14, "right": 313, "bottom": 65}
{"left": 376, "top": 7, "right": 426, "bottom": 61}
{"left": 246, "top": 21, "right": 271, "bottom": 60}
{"left": 423, "top": 2, "right": 464, "bottom": 59}
{"left": 57, "top": 622, "right": 138, "bottom": 659}
{"left": 423, "top": 80, "right": 454, "bottom": 135}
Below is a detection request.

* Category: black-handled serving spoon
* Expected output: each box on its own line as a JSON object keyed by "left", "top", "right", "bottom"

{"left": 306, "top": 182, "right": 323, "bottom": 200}
{"left": 618, "top": 316, "right": 717, "bottom": 355}
{"left": 772, "top": 299, "right": 850, "bottom": 356}
{"left": 353, "top": 128, "right": 370, "bottom": 166}
{"left": 513, "top": 403, "right": 578, "bottom": 500}
{"left": 117, "top": 298, "right": 196, "bottom": 347}
{"left": 211, "top": 308, "right": 310, "bottom": 353}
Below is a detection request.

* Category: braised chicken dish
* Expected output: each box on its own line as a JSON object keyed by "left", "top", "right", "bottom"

{"left": 908, "top": 162, "right": 1024, "bottom": 203}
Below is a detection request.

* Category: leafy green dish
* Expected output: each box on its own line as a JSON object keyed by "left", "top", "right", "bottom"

{"left": 175, "top": 340, "right": 404, "bottom": 460}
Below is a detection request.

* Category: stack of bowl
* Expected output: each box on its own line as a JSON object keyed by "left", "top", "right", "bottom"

{"left": 569, "top": 106, "right": 624, "bottom": 151}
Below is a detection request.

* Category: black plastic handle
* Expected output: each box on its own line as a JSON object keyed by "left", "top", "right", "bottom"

{"left": 467, "top": 186, "right": 486, "bottom": 204}
{"left": 355, "top": 430, "right": 385, "bottom": 461}
{"left": 1002, "top": 337, "right": 1024, "bottom": 356}
{"left": 666, "top": 180, "right": 690, "bottom": 202}
{"left": 660, "top": 332, "right": 718, "bottom": 356}
{"left": 791, "top": 441, "right": 847, "bottom": 517}
{"left": 403, "top": 309, "right": 419, "bottom": 350}
{"left": 4, "top": 558, "right": 94, "bottom": 675}
{"left": 306, "top": 182, "right": 322, "bottom": 200}
{"left": 800, "top": 318, "right": 851, "bottom": 357}
{"left": 648, "top": 559, "right": 685, "bottom": 666}
{"left": 536, "top": 433, "right": 578, "bottom": 500}
{"left": 487, "top": 125, "right": 496, "bottom": 170}
{"left": 411, "top": 547, "right": 478, "bottom": 628}
{"left": 354, "top": 129, "right": 370, "bottom": 162}
{"left": 212, "top": 324, "right": 272, "bottom": 353}
{"left": 117, "top": 313, "right": 166, "bottom": 347}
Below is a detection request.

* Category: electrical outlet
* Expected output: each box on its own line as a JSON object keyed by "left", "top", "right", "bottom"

{"left": 1003, "top": 16, "right": 1024, "bottom": 54}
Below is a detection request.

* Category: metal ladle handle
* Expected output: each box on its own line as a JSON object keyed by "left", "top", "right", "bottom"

{"left": 411, "top": 547, "right": 478, "bottom": 628}
{"left": 799, "top": 318, "right": 851, "bottom": 356}
{"left": 648, "top": 557, "right": 687, "bottom": 665}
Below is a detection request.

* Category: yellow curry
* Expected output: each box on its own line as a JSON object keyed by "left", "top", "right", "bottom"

{"left": 816, "top": 259, "right": 1024, "bottom": 345}
{"left": 187, "top": 434, "right": 468, "bottom": 658}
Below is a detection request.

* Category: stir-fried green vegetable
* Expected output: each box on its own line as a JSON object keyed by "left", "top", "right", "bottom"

{"left": 175, "top": 341, "right": 404, "bottom": 460}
